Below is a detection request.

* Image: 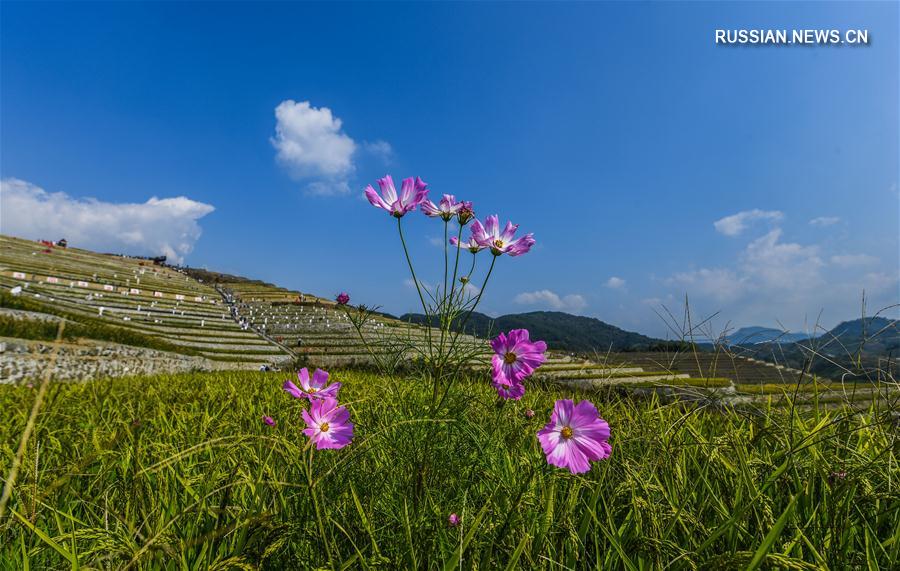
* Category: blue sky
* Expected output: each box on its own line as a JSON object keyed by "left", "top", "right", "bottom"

{"left": 1, "top": 1, "right": 897, "bottom": 338}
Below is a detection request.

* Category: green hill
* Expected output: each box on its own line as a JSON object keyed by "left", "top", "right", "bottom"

{"left": 401, "top": 310, "right": 659, "bottom": 353}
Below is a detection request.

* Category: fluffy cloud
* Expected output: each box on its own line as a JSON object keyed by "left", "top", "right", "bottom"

{"left": 661, "top": 217, "right": 896, "bottom": 329}
{"left": 809, "top": 216, "right": 841, "bottom": 227}
{"left": 514, "top": 289, "right": 587, "bottom": 313}
{"left": 271, "top": 100, "right": 357, "bottom": 195}
{"left": 605, "top": 276, "right": 626, "bottom": 290}
{"left": 741, "top": 229, "right": 824, "bottom": 291}
{"left": 713, "top": 209, "right": 783, "bottom": 236}
{"left": 0, "top": 178, "right": 214, "bottom": 264}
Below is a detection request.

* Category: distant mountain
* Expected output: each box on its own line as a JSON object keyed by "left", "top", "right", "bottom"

{"left": 820, "top": 317, "right": 899, "bottom": 354}
{"left": 725, "top": 326, "right": 817, "bottom": 345}
{"left": 737, "top": 317, "right": 898, "bottom": 380}
{"left": 400, "top": 310, "right": 660, "bottom": 353}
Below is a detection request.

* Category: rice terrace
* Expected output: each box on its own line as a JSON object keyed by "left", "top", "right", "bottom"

{"left": 1, "top": 2, "right": 899, "bottom": 569}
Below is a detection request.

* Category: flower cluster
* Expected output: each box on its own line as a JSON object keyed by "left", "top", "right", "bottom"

{"left": 360, "top": 173, "right": 613, "bottom": 477}
{"left": 283, "top": 368, "right": 353, "bottom": 450}
{"left": 363, "top": 174, "right": 535, "bottom": 258}
{"left": 490, "top": 329, "right": 547, "bottom": 400}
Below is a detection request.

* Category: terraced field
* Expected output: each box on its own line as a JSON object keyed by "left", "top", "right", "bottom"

{"left": 0, "top": 235, "right": 288, "bottom": 376}
{"left": 214, "top": 278, "right": 494, "bottom": 368}
{"left": 1, "top": 233, "right": 895, "bottom": 409}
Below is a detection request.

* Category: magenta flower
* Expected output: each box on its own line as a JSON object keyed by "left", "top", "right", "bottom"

{"left": 364, "top": 175, "right": 428, "bottom": 217}
{"left": 449, "top": 235, "right": 485, "bottom": 254}
{"left": 537, "top": 399, "right": 611, "bottom": 474}
{"left": 448, "top": 513, "right": 460, "bottom": 527}
{"left": 470, "top": 215, "right": 535, "bottom": 256}
{"left": 491, "top": 329, "right": 547, "bottom": 386}
{"left": 302, "top": 397, "right": 354, "bottom": 450}
{"left": 491, "top": 377, "right": 526, "bottom": 400}
{"left": 421, "top": 194, "right": 463, "bottom": 221}
{"left": 262, "top": 415, "right": 276, "bottom": 426}
{"left": 283, "top": 368, "right": 341, "bottom": 401}
{"left": 336, "top": 292, "right": 350, "bottom": 305}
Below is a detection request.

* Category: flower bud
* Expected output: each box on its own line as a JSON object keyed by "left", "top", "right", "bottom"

{"left": 457, "top": 202, "right": 474, "bottom": 225}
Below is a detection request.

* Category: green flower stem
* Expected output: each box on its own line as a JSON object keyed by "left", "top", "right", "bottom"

{"left": 397, "top": 216, "right": 433, "bottom": 354}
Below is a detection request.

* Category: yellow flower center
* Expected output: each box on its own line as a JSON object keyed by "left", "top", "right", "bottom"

{"left": 309, "top": 387, "right": 318, "bottom": 392}
{"left": 503, "top": 352, "right": 517, "bottom": 364}
{"left": 561, "top": 426, "right": 574, "bottom": 439}
{"left": 493, "top": 239, "right": 505, "bottom": 249}
{"left": 320, "top": 422, "right": 330, "bottom": 433}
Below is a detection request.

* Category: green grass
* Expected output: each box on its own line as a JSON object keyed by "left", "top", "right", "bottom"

{"left": 1, "top": 370, "right": 898, "bottom": 569}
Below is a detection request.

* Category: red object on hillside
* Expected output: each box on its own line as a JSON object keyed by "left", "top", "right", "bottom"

{"left": 39, "top": 240, "right": 54, "bottom": 247}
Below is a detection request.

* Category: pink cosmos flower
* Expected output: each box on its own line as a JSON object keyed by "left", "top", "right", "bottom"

{"left": 448, "top": 513, "right": 460, "bottom": 527}
{"left": 283, "top": 368, "right": 341, "bottom": 401}
{"left": 449, "top": 235, "right": 485, "bottom": 254}
{"left": 491, "top": 377, "right": 526, "bottom": 400}
{"left": 302, "top": 397, "right": 354, "bottom": 450}
{"left": 491, "top": 329, "right": 547, "bottom": 386}
{"left": 336, "top": 292, "right": 350, "bottom": 305}
{"left": 421, "top": 194, "right": 463, "bottom": 221}
{"left": 262, "top": 415, "right": 276, "bottom": 426}
{"left": 470, "top": 215, "right": 535, "bottom": 256}
{"left": 364, "top": 175, "right": 428, "bottom": 217}
{"left": 537, "top": 399, "right": 611, "bottom": 474}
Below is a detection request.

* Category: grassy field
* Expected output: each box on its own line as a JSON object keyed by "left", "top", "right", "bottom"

{"left": 1, "top": 370, "right": 898, "bottom": 569}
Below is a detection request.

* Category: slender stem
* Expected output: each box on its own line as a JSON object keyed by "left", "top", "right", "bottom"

{"left": 446, "top": 255, "right": 496, "bottom": 360}
{"left": 443, "top": 220, "right": 449, "bottom": 306}
{"left": 397, "top": 216, "right": 433, "bottom": 355}
{"left": 398, "top": 217, "right": 428, "bottom": 316}
{"left": 438, "top": 222, "right": 465, "bottom": 373}
{"left": 459, "top": 255, "right": 496, "bottom": 334}
{"left": 438, "top": 220, "right": 450, "bottom": 364}
{"left": 447, "top": 223, "right": 464, "bottom": 315}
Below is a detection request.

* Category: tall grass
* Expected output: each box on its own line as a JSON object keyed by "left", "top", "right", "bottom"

{"left": 1, "top": 369, "right": 897, "bottom": 568}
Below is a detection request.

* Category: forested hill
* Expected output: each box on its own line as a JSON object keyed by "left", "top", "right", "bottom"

{"left": 401, "top": 310, "right": 659, "bottom": 353}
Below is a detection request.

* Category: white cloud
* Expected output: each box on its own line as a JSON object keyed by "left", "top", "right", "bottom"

{"left": 741, "top": 229, "right": 824, "bottom": 291}
{"left": 0, "top": 178, "right": 214, "bottom": 264}
{"left": 271, "top": 100, "right": 358, "bottom": 195}
{"left": 661, "top": 215, "right": 897, "bottom": 330}
{"left": 713, "top": 209, "right": 783, "bottom": 236}
{"left": 667, "top": 268, "right": 745, "bottom": 303}
{"left": 809, "top": 216, "right": 840, "bottom": 227}
{"left": 830, "top": 253, "right": 879, "bottom": 268}
{"left": 364, "top": 140, "right": 394, "bottom": 162}
{"left": 605, "top": 276, "right": 626, "bottom": 290}
{"left": 514, "top": 289, "right": 587, "bottom": 313}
